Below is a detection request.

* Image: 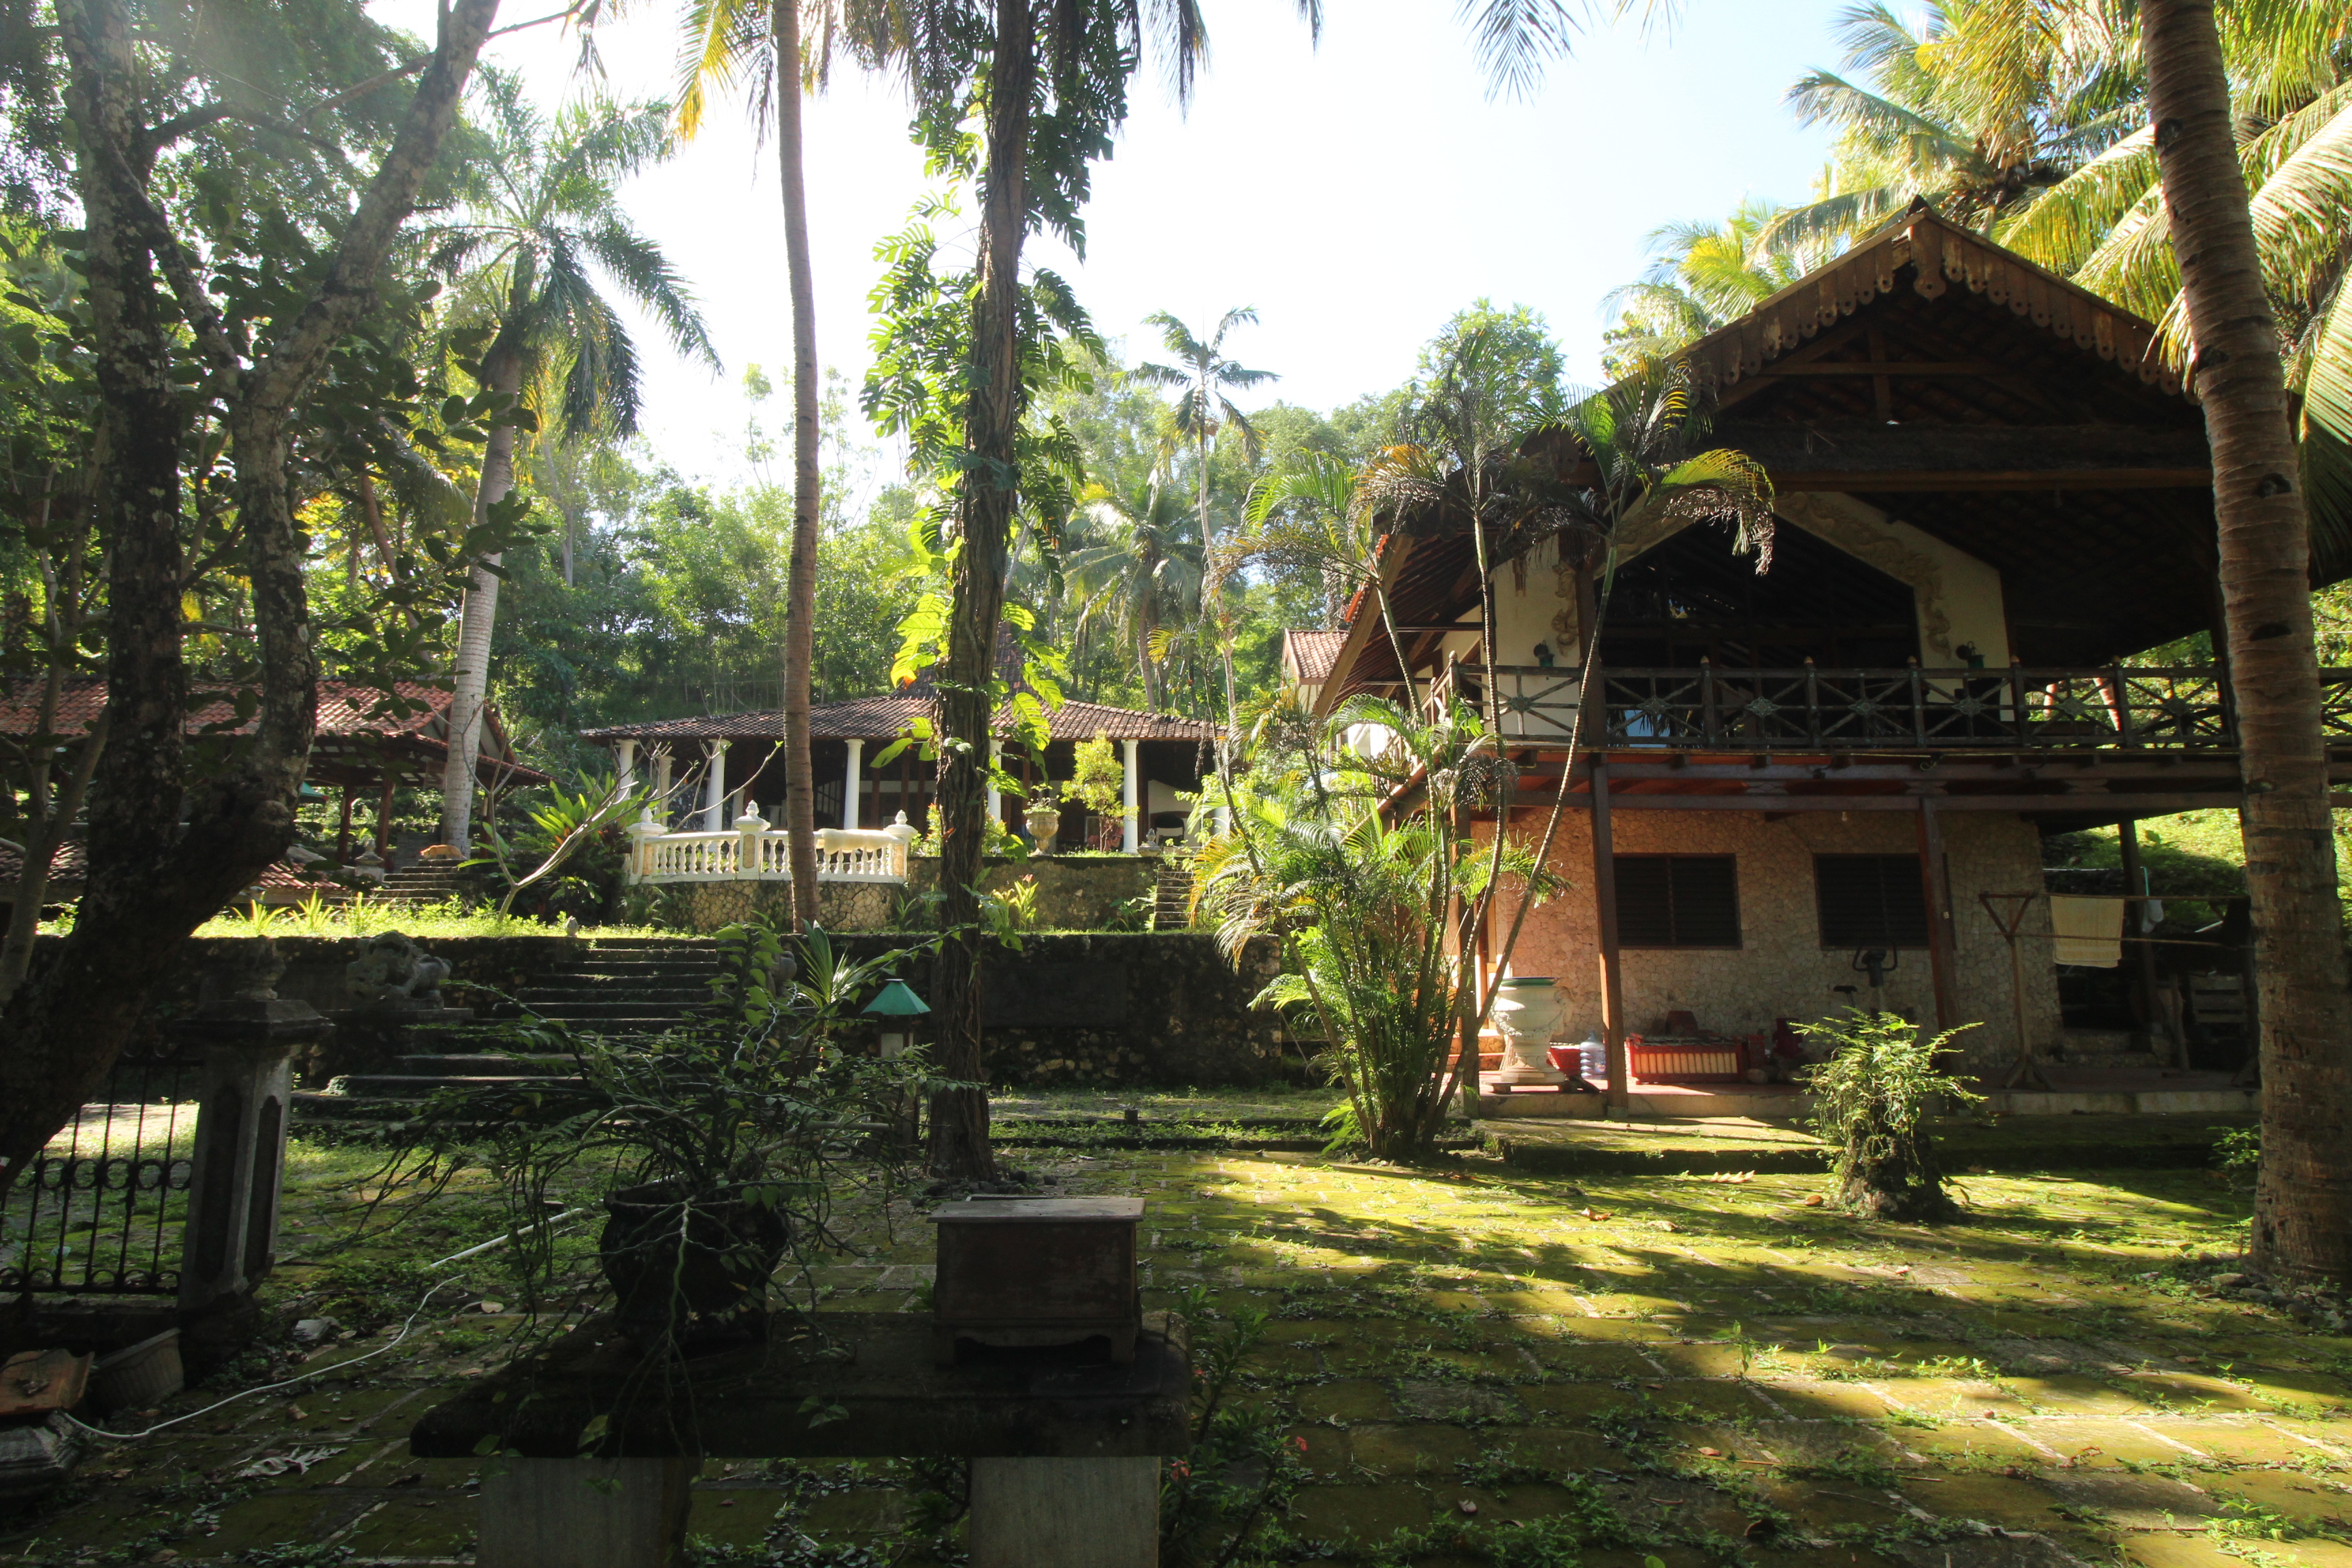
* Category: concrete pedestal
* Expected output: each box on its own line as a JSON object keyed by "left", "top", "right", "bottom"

{"left": 172, "top": 949, "right": 331, "bottom": 1317}
{"left": 414, "top": 1311, "right": 1190, "bottom": 1568}
{"left": 478, "top": 1458, "right": 700, "bottom": 1568}
{"left": 970, "top": 1456, "right": 1160, "bottom": 1567}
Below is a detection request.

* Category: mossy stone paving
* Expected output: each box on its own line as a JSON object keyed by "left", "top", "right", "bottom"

{"left": 4, "top": 1141, "right": 2348, "bottom": 1567}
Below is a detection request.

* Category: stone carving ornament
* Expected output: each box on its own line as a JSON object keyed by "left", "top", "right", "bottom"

{"left": 344, "top": 932, "right": 453, "bottom": 1012}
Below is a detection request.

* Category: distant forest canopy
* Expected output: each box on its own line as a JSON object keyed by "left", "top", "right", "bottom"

{"left": 451, "top": 301, "right": 1565, "bottom": 779}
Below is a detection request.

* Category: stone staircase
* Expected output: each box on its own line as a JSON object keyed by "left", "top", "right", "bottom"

{"left": 1151, "top": 855, "right": 1194, "bottom": 931}
{"left": 377, "top": 859, "right": 474, "bottom": 908}
{"left": 295, "top": 939, "right": 723, "bottom": 1120}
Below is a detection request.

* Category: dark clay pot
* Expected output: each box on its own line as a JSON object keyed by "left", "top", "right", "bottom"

{"left": 599, "top": 1179, "right": 791, "bottom": 1343}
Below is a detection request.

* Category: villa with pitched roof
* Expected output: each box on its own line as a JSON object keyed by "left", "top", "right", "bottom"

{"left": 1293, "top": 205, "right": 2352, "bottom": 1105}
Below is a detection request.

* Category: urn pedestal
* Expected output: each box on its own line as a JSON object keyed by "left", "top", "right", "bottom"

{"left": 1490, "top": 976, "right": 1567, "bottom": 1087}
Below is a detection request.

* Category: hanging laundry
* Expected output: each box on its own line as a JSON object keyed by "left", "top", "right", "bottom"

{"left": 2049, "top": 895, "right": 2126, "bottom": 967}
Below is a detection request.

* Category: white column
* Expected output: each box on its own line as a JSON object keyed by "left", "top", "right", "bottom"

{"left": 700, "top": 742, "right": 725, "bottom": 830}
{"left": 985, "top": 738, "right": 1002, "bottom": 832}
{"left": 1120, "top": 739, "right": 1141, "bottom": 853}
{"left": 843, "top": 738, "right": 864, "bottom": 830}
{"left": 615, "top": 738, "right": 636, "bottom": 791}
{"left": 653, "top": 751, "right": 672, "bottom": 827}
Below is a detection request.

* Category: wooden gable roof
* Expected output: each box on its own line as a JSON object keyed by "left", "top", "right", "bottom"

{"left": 1322, "top": 204, "right": 2278, "bottom": 701}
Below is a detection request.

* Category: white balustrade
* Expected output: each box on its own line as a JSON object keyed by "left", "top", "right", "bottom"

{"left": 625, "top": 810, "right": 920, "bottom": 887}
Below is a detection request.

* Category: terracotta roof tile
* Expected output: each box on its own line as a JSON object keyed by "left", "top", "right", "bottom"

{"left": 1283, "top": 630, "right": 1348, "bottom": 683}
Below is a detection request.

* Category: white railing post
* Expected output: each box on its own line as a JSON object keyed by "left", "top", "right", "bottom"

{"left": 883, "top": 810, "right": 920, "bottom": 879}
{"left": 735, "top": 807, "right": 767, "bottom": 879}
{"left": 623, "top": 810, "right": 664, "bottom": 885}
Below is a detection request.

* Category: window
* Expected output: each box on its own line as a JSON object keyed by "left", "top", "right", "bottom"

{"left": 1814, "top": 855, "right": 1930, "bottom": 947}
{"left": 1614, "top": 855, "right": 1741, "bottom": 947}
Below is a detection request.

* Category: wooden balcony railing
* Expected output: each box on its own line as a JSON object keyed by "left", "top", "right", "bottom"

{"left": 1421, "top": 661, "right": 2352, "bottom": 752}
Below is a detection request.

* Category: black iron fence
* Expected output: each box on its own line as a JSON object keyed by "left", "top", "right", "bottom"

{"left": 1, "top": 1039, "right": 201, "bottom": 1295}
{"left": 1423, "top": 662, "right": 2337, "bottom": 752}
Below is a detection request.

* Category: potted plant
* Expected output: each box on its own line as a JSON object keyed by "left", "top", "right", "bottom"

{"left": 1023, "top": 783, "right": 1064, "bottom": 854}
{"left": 375, "top": 922, "right": 941, "bottom": 1350}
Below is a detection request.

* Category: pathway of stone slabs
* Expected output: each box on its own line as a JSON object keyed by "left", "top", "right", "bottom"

{"left": 5, "top": 1146, "right": 2349, "bottom": 1568}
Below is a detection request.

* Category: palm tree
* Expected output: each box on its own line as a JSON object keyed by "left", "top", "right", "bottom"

{"left": 1989, "top": 2, "right": 2352, "bottom": 517}
{"left": 1066, "top": 476, "right": 1202, "bottom": 709}
{"left": 906, "top": 0, "right": 1688, "bottom": 1179}
{"left": 674, "top": 0, "right": 890, "bottom": 923}
{"left": 429, "top": 72, "right": 719, "bottom": 851}
{"left": 1602, "top": 201, "right": 1846, "bottom": 372}
{"left": 1757, "top": 1, "right": 2134, "bottom": 253}
{"left": 2136, "top": 0, "right": 2352, "bottom": 1286}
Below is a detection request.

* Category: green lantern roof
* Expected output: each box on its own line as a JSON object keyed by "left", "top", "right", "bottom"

{"left": 863, "top": 977, "right": 930, "bottom": 1017}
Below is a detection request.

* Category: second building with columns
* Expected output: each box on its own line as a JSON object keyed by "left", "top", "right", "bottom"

{"left": 582, "top": 693, "right": 1216, "bottom": 853}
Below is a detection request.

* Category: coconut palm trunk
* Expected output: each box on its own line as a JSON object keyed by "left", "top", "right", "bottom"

{"left": 775, "top": 0, "right": 821, "bottom": 925}
{"left": 2140, "top": 0, "right": 2352, "bottom": 1284}
{"left": 438, "top": 342, "right": 525, "bottom": 851}
{"left": 924, "top": 0, "right": 1033, "bottom": 1183}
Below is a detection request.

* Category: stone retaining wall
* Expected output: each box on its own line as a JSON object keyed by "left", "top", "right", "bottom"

{"left": 661, "top": 854, "right": 1159, "bottom": 934}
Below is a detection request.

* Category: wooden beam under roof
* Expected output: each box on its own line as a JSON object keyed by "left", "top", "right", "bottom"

{"left": 1710, "top": 421, "right": 2209, "bottom": 491}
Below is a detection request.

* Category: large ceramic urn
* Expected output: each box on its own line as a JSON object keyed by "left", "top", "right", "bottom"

{"left": 1490, "top": 975, "right": 1567, "bottom": 1086}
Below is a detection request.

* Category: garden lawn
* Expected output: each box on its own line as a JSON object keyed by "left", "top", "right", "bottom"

{"left": 4, "top": 1136, "right": 2347, "bottom": 1567}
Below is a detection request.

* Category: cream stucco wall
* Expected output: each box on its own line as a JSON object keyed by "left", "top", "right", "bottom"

{"left": 1520, "top": 492, "right": 2010, "bottom": 669}
{"left": 1486, "top": 808, "right": 2061, "bottom": 1072}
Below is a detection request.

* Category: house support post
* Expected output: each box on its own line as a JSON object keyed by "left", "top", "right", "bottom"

{"left": 1121, "top": 739, "right": 1140, "bottom": 853}
{"left": 986, "top": 739, "right": 1001, "bottom": 831}
{"left": 653, "top": 751, "right": 673, "bottom": 828}
{"left": 843, "top": 738, "right": 864, "bottom": 831}
{"left": 1590, "top": 759, "right": 1629, "bottom": 1114}
{"left": 615, "top": 738, "right": 636, "bottom": 792}
{"left": 701, "top": 742, "right": 726, "bottom": 831}
{"left": 2117, "top": 817, "right": 2172, "bottom": 1061}
{"left": 1915, "top": 798, "right": 1959, "bottom": 1031}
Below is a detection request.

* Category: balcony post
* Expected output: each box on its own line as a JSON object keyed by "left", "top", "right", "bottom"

{"left": 1908, "top": 659, "right": 1927, "bottom": 746}
{"left": 2110, "top": 664, "right": 2138, "bottom": 747}
{"left": 623, "top": 811, "right": 664, "bottom": 885}
{"left": 1589, "top": 758, "right": 1629, "bottom": 1115}
{"left": 1700, "top": 658, "right": 1719, "bottom": 745}
{"left": 1914, "top": 798, "right": 1959, "bottom": 1030}
{"left": 2008, "top": 658, "right": 2031, "bottom": 746}
{"left": 1804, "top": 658, "right": 1822, "bottom": 745}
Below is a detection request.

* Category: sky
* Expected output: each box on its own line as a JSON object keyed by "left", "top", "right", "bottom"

{"left": 371, "top": 0, "right": 1862, "bottom": 486}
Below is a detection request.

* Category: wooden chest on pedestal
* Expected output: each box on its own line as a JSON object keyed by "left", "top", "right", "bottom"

{"left": 929, "top": 1196, "right": 1144, "bottom": 1365}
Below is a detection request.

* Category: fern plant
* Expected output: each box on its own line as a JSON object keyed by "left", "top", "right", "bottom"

{"left": 1799, "top": 1011, "right": 1984, "bottom": 1222}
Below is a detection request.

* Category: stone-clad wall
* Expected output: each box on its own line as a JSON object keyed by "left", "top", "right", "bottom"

{"left": 48, "top": 927, "right": 1284, "bottom": 1088}
{"left": 1490, "top": 809, "right": 2061, "bottom": 1071}
{"left": 827, "top": 931, "right": 1286, "bottom": 1088}
{"left": 666, "top": 854, "right": 1157, "bottom": 934}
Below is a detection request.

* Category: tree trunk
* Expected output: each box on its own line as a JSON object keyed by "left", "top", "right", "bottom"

{"left": 1, "top": 0, "right": 496, "bottom": 1203}
{"left": 775, "top": 0, "right": 821, "bottom": 928}
{"left": 925, "top": 0, "right": 1034, "bottom": 1183}
{"left": 438, "top": 347, "right": 525, "bottom": 852}
{"left": 2142, "top": 0, "right": 2352, "bottom": 1284}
